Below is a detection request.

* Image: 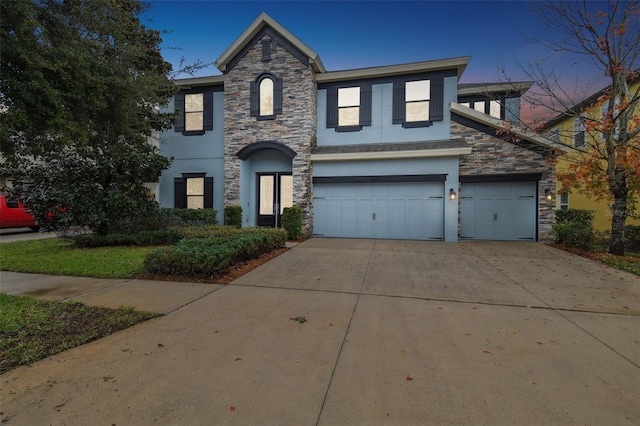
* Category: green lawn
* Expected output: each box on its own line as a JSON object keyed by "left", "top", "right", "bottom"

{"left": 0, "top": 293, "right": 159, "bottom": 373}
{"left": 0, "top": 238, "right": 153, "bottom": 278}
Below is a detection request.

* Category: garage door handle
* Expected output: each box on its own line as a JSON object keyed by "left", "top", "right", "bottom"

{"left": 373, "top": 213, "right": 376, "bottom": 220}
{"left": 494, "top": 213, "right": 498, "bottom": 221}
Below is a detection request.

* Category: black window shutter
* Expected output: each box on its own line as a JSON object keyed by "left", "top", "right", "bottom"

{"left": 360, "top": 83, "right": 372, "bottom": 126}
{"left": 250, "top": 81, "right": 259, "bottom": 117}
{"left": 274, "top": 77, "right": 283, "bottom": 115}
{"left": 204, "top": 177, "right": 214, "bottom": 209}
{"left": 174, "top": 92, "right": 185, "bottom": 132}
{"left": 326, "top": 87, "right": 338, "bottom": 128}
{"left": 174, "top": 178, "right": 186, "bottom": 208}
{"left": 429, "top": 77, "right": 444, "bottom": 122}
{"left": 203, "top": 91, "right": 213, "bottom": 130}
{"left": 392, "top": 81, "right": 405, "bottom": 124}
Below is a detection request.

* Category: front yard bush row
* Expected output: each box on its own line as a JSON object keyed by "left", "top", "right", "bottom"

{"left": 144, "top": 228, "right": 287, "bottom": 278}
{"left": 69, "top": 208, "right": 287, "bottom": 279}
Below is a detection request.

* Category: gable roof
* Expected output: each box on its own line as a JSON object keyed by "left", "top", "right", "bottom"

{"left": 542, "top": 69, "right": 640, "bottom": 129}
{"left": 451, "top": 102, "right": 568, "bottom": 153}
{"left": 215, "top": 12, "right": 326, "bottom": 74}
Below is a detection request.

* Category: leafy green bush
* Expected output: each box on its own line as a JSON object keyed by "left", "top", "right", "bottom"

{"left": 159, "top": 208, "right": 218, "bottom": 226}
{"left": 626, "top": 225, "right": 640, "bottom": 252}
{"left": 224, "top": 205, "right": 243, "bottom": 228}
{"left": 143, "top": 228, "right": 286, "bottom": 278}
{"left": 556, "top": 209, "right": 595, "bottom": 225}
{"left": 282, "top": 206, "right": 302, "bottom": 240}
{"left": 553, "top": 208, "right": 595, "bottom": 249}
{"left": 552, "top": 222, "right": 594, "bottom": 249}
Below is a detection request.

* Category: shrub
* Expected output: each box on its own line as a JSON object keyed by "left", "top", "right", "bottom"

{"left": 552, "top": 222, "right": 594, "bottom": 249}
{"left": 281, "top": 206, "right": 302, "bottom": 240}
{"left": 143, "top": 228, "right": 287, "bottom": 278}
{"left": 553, "top": 209, "right": 595, "bottom": 249}
{"left": 556, "top": 209, "right": 595, "bottom": 225}
{"left": 159, "top": 208, "right": 218, "bottom": 226}
{"left": 626, "top": 225, "right": 640, "bottom": 252}
{"left": 71, "top": 228, "right": 183, "bottom": 248}
{"left": 224, "top": 205, "right": 243, "bottom": 228}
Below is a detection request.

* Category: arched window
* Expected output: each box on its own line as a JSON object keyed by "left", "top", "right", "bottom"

{"left": 250, "top": 72, "right": 282, "bottom": 119}
{"left": 259, "top": 78, "right": 274, "bottom": 116}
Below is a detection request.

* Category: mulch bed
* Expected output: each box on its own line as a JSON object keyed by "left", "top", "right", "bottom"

{"left": 549, "top": 243, "right": 638, "bottom": 264}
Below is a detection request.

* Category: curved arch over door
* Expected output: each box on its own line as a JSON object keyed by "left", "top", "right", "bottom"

{"left": 236, "top": 140, "right": 297, "bottom": 160}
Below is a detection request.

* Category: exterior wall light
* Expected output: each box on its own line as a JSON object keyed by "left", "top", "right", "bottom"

{"left": 545, "top": 188, "right": 553, "bottom": 201}
{"left": 449, "top": 188, "right": 457, "bottom": 201}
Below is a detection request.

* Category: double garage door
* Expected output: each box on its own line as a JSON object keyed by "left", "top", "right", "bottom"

{"left": 460, "top": 182, "right": 537, "bottom": 241}
{"left": 313, "top": 182, "right": 444, "bottom": 240}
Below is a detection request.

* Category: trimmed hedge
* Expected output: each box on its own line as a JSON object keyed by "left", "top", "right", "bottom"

{"left": 160, "top": 208, "right": 218, "bottom": 226}
{"left": 224, "top": 205, "right": 243, "bottom": 228}
{"left": 71, "top": 228, "right": 183, "bottom": 248}
{"left": 143, "top": 227, "right": 287, "bottom": 278}
{"left": 624, "top": 225, "right": 640, "bottom": 252}
{"left": 282, "top": 206, "right": 302, "bottom": 240}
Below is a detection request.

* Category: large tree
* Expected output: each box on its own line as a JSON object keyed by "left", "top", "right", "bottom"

{"left": 0, "top": 0, "right": 175, "bottom": 234}
{"left": 510, "top": 1, "right": 639, "bottom": 255}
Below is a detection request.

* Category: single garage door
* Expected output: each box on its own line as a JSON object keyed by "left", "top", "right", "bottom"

{"left": 313, "top": 182, "right": 444, "bottom": 240}
{"left": 460, "top": 182, "right": 536, "bottom": 241}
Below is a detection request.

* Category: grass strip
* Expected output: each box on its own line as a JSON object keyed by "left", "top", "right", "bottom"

{"left": 0, "top": 293, "right": 159, "bottom": 373}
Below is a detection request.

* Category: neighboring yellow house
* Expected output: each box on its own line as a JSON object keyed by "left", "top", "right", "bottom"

{"left": 544, "top": 76, "right": 640, "bottom": 231}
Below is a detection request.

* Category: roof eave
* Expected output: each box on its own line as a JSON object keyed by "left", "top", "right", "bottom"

{"left": 315, "top": 56, "right": 471, "bottom": 83}
{"left": 450, "top": 102, "right": 569, "bottom": 153}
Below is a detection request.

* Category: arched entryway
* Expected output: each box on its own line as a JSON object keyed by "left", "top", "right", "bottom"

{"left": 237, "top": 141, "right": 296, "bottom": 228}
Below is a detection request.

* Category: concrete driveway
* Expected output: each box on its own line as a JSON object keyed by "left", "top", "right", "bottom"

{"left": 1, "top": 239, "right": 639, "bottom": 425}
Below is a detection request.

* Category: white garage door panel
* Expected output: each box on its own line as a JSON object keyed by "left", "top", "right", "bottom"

{"left": 313, "top": 183, "right": 443, "bottom": 240}
{"left": 460, "top": 182, "right": 536, "bottom": 241}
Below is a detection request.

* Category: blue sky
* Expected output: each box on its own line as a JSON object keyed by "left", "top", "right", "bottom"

{"left": 144, "top": 0, "right": 607, "bottom": 107}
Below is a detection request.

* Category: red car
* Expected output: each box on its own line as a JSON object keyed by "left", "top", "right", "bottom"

{"left": 0, "top": 195, "right": 39, "bottom": 230}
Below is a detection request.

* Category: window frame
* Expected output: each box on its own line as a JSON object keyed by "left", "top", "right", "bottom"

{"left": 250, "top": 72, "right": 282, "bottom": 121}
{"left": 174, "top": 173, "right": 213, "bottom": 209}
{"left": 325, "top": 82, "right": 372, "bottom": 132}
{"left": 404, "top": 80, "right": 431, "bottom": 125}
{"left": 392, "top": 74, "right": 445, "bottom": 128}
{"left": 174, "top": 88, "right": 215, "bottom": 136}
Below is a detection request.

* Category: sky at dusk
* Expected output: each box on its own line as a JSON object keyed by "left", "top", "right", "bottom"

{"left": 144, "top": 0, "right": 612, "bottom": 121}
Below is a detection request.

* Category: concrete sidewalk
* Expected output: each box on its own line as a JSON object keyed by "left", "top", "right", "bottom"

{"left": 1, "top": 239, "right": 639, "bottom": 425}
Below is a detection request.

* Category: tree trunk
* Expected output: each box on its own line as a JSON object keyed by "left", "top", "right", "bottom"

{"left": 609, "top": 194, "right": 627, "bottom": 256}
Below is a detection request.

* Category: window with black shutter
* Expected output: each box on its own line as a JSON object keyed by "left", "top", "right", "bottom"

{"left": 174, "top": 90, "right": 214, "bottom": 135}
{"left": 250, "top": 72, "right": 282, "bottom": 120}
{"left": 392, "top": 76, "right": 444, "bottom": 128}
{"left": 174, "top": 174, "right": 213, "bottom": 209}
{"left": 326, "top": 82, "right": 372, "bottom": 132}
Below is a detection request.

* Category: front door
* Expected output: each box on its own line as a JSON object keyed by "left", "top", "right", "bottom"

{"left": 257, "top": 173, "right": 293, "bottom": 227}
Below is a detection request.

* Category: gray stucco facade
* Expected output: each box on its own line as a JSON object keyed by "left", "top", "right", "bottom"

{"left": 157, "top": 13, "right": 561, "bottom": 242}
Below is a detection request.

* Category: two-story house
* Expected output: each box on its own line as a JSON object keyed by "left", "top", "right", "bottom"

{"left": 157, "top": 13, "right": 563, "bottom": 242}
{"left": 544, "top": 74, "right": 640, "bottom": 231}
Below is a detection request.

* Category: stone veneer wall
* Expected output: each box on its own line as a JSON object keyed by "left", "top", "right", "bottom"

{"left": 224, "top": 35, "right": 317, "bottom": 236}
{"left": 451, "top": 121, "right": 556, "bottom": 242}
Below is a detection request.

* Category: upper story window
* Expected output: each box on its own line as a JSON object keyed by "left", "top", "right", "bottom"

{"left": 174, "top": 89, "right": 214, "bottom": 135}
{"left": 185, "top": 94, "right": 204, "bottom": 131}
{"left": 459, "top": 97, "right": 502, "bottom": 119}
{"left": 338, "top": 87, "right": 360, "bottom": 127}
{"left": 405, "top": 80, "right": 430, "bottom": 122}
{"left": 250, "top": 72, "right": 282, "bottom": 120}
{"left": 325, "top": 83, "right": 372, "bottom": 132}
{"left": 260, "top": 78, "right": 274, "bottom": 116}
{"left": 393, "top": 75, "right": 444, "bottom": 128}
